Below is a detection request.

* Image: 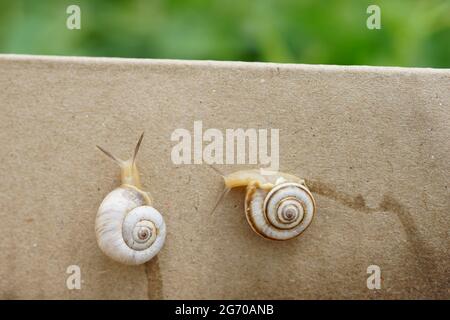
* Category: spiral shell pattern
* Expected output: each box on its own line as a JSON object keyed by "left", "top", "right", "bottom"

{"left": 245, "top": 182, "right": 315, "bottom": 240}
{"left": 95, "top": 186, "right": 166, "bottom": 265}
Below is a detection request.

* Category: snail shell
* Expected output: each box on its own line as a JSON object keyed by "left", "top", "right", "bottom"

{"left": 96, "top": 185, "right": 166, "bottom": 265}
{"left": 95, "top": 133, "right": 166, "bottom": 265}
{"left": 224, "top": 169, "right": 315, "bottom": 240}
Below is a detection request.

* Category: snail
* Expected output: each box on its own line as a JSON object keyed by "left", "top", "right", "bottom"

{"left": 213, "top": 169, "right": 316, "bottom": 241}
{"left": 95, "top": 133, "right": 166, "bottom": 265}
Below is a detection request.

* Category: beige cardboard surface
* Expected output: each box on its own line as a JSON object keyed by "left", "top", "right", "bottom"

{"left": 0, "top": 55, "right": 448, "bottom": 299}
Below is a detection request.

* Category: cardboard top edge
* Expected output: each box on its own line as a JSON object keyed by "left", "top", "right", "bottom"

{"left": 0, "top": 53, "right": 449, "bottom": 75}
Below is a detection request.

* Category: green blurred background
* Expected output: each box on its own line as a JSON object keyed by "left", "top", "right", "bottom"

{"left": 0, "top": 0, "right": 448, "bottom": 67}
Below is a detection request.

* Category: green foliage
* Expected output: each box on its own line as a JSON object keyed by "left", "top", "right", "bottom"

{"left": 0, "top": 0, "right": 448, "bottom": 67}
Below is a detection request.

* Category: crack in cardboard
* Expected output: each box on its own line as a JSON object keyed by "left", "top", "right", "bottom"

{"left": 307, "top": 179, "right": 441, "bottom": 297}
{"left": 144, "top": 256, "right": 163, "bottom": 300}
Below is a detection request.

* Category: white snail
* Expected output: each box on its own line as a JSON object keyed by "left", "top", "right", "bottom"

{"left": 95, "top": 133, "right": 166, "bottom": 265}
{"left": 216, "top": 169, "right": 316, "bottom": 241}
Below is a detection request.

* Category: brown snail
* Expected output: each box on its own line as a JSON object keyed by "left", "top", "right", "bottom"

{"left": 214, "top": 169, "right": 316, "bottom": 240}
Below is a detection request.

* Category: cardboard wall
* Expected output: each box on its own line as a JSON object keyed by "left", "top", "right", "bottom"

{"left": 0, "top": 55, "right": 448, "bottom": 299}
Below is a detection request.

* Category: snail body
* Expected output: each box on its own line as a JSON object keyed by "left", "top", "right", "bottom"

{"left": 95, "top": 134, "right": 166, "bottom": 265}
{"left": 223, "top": 169, "right": 315, "bottom": 241}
